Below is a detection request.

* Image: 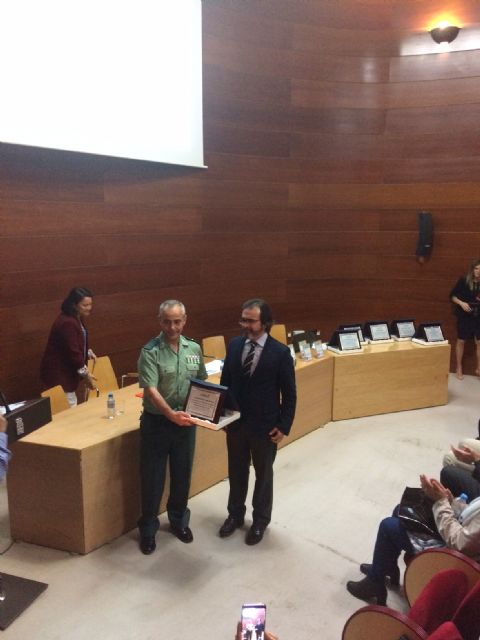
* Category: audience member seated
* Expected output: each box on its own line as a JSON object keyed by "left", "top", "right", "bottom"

{"left": 0, "top": 415, "right": 10, "bottom": 481}
{"left": 443, "top": 437, "right": 480, "bottom": 471}
{"left": 346, "top": 474, "right": 480, "bottom": 606}
{"left": 441, "top": 444, "right": 480, "bottom": 501}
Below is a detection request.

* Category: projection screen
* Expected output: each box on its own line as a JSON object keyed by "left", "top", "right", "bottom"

{"left": 0, "top": 0, "right": 205, "bottom": 167}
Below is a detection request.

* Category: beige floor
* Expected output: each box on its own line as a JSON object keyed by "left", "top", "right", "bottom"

{"left": 0, "top": 373, "right": 478, "bottom": 640}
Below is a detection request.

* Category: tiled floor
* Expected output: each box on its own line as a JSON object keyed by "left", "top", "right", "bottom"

{"left": 0, "top": 373, "right": 478, "bottom": 639}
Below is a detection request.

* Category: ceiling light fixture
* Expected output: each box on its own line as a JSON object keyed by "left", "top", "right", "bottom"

{"left": 430, "top": 24, "right": 460, "bottom": 44}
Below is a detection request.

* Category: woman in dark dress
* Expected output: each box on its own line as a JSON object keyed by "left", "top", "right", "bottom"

{"left": 450, "top": 258, "right": 480, "bottom": 379}
{"left": 40, "top": 287, "right": 97, "bottom": 406}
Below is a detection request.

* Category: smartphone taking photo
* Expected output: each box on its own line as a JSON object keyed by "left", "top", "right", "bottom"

{"left": 241, "top": 603, "right": 266, "bottom": 640}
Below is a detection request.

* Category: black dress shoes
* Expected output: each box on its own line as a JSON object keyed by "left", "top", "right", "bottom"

{"left": 219, "top": 516, "right": 244, "bottom": 538}
{"left": 170, "top": 525, "right": 194, "bottom": 543}
{"left": 245, "top": 523, "right": 266, "bottom": 546}
{"left": 360, "top": 563, "right": 400, "bottom": 586}
{"left": 346, "top": 576, "right": 387, "bottom": 606}
{"left": 140, "top": 535, "right": 156, "bottom": 555}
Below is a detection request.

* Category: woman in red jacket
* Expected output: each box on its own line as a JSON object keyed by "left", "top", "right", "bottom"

{"left": 40, "top": 287, "right": 96, "bottom": 406}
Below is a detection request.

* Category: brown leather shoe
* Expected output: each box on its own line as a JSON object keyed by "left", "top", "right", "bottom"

{"left": 245, "top": 523, "right": 266, "bottom": 545}
{"left": 219, "top": 516, "right": 244, "bottom": 538}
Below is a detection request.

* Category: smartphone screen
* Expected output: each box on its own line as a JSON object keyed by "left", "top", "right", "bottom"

{"left": 241, "top": 603, "right": 266, "bottom": 640}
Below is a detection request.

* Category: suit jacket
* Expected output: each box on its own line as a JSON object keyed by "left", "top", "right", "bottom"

{"left": 40, "top": 313, "right": 88, "bottom": 392}
{"left": 220, "top": 334, "right": 296, "bottom": 436}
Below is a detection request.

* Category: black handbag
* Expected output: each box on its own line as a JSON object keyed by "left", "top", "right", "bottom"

{"left": 398, "top": 487, "right": 441, "bottom": 538}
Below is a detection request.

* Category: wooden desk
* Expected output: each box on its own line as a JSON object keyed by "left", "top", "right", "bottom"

{"left": 283, "top": 352, "right": 333, "bottom": 447}
{"left": 7, "top": 353, "right": 333, "bottom": 553}
{"left": 8, "top": 386, "right": 228, "bottom": 554}
{"left": 331, "top": 342, "right": 450, "bottom": 420}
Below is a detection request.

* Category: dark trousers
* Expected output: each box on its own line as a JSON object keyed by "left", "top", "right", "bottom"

{"left": 368, "top": 506, "right": 414, "bottom": 583}
{"left": 226, "top": 423, "right": 277, "bottom": 527}
{"left": 138, "top": 411, "right": 196, "bottom": 537}
{"left": 440, "top": 465, "right": 480, "bottom": 501}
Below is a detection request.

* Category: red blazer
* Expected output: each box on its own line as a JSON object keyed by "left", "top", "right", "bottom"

{"left": 40, "top": 314, "right": 88, "bottom": 392}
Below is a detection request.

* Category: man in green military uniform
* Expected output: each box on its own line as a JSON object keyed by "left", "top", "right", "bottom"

{"left": 137, "top": 299, "right": 207, "bottom": 555}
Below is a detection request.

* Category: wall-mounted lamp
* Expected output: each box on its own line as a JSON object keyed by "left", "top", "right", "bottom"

{"left": 430, "top": 25, "right": 460, "bottom": 44}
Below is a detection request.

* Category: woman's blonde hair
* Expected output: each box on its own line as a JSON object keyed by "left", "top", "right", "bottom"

{"left": 466, "top": 258, "right": 480, "bottom": 289}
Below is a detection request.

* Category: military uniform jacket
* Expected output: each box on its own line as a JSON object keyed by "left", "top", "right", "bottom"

{"left": 138, "top": 333, "right": 207, "bottom": 415}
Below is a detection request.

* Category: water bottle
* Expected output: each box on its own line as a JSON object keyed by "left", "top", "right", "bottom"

{"left": 452, "top": 492, "right": 468, "bottom": 517}
{"left": 314, "top": 338, "right": 324, "bottom": 358}
{"left": 107, "top": 392, "right": 116, "bottom": 419}
{"left": 300, "top": 343, "right": 312, "bottom": 361}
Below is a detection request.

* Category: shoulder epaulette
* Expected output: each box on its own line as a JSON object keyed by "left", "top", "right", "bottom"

{"left": 184, "top": 336, "right": 201, "bottom": 346}
{"left": 143, "top": 337, "right": 161, "bottom": 351}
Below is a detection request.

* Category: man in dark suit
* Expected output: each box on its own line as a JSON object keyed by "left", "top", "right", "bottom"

{"left": 219, "top": 298, "right": 296, "bottom": 545}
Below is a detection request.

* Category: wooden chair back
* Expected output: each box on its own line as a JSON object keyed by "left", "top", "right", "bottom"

{"left": 270, "top": 324, "right": 287, "bottom": 345}
{"left": 342, "top": 605, "right": 425, "bottom": 640}
{"left": 87, "top": 356, "right": 119, "bottom": 396}
{"left": 202, "top": 335, "right": 226, "bottom": 360}
{"left": 41, "top": 385, "right": 70, "bottom": 415}
{"left": 405, "top": 548, "right": 480, "bottom": 606}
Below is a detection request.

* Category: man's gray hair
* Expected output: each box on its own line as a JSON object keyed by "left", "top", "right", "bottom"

{"left": 158, "top": 299, "right": 186, "bottom": 318}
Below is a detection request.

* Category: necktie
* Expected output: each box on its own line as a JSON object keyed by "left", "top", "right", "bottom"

{"left": 242, "top": 341, "right": 257, "bottom": 377}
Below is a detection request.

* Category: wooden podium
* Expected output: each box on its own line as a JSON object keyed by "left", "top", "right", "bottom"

{"left": 7, "top": 353, "right": 334, "bottom": 554}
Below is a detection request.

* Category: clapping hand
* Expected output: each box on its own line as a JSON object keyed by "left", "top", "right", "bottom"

{"left": 451, "top": 445, "right": 480, "bottom": 465}
{"left": 420, "top": 475, "right": 452, "bottom": 502}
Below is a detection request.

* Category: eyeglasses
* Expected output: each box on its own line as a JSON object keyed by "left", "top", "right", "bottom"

{"left": 239, "top": 317, "right": 260, "bottom": 325}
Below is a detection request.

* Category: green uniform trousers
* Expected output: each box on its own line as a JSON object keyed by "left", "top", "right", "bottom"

{"left": 138, "top": 411, "right": 196, "bottom": 536}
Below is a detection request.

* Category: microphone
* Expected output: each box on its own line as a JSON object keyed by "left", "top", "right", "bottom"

{"left": 0, "top": 390, "right": 11, "bottom": 414}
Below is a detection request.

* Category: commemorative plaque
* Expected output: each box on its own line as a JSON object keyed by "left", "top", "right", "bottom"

{"left": 184, "top": 378, "right": 240, "bottom": 430}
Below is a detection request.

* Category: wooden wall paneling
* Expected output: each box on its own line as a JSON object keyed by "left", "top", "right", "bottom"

{"left": 289, "top": 107, "right": 387, "bottom": 136}
{"left": 1, "top": 262, "right": 200, "bottom": 309}
{"left": 202, "top": 4, "right": 292, "bottom": 50}
{"left": 378, "top": 256, "right": 471, "bottom": 282}
{"left": 431, "top": 232, "right": 480, "bottom": 256}
{"left": 203, "top": 65, "right": 291, "bottom": 105}
{"left": 2, "top": 236, "right": 108, "bottom": 271}
{"left": 0, "top": 145, "right": 106, "bottom": 202}
{"left": 204, "top": 98, "right": 294, "bottom": 134}
{"left": 288, "top": 209, "right": 383, "bottom": 231}
{"left": 205, "top": 34, "right": 390, "bottom": 84}
{"left": 288, "top": 231, "right": 417, "bottom": 255}
{"left": 288, "top": 183, "right": 480, "bottom": 209}
{"left": 426, "top": 209, "right": 480, "bottom": 233}
{"left": 390, "top": 50, "right": 480, "bottom": 82}
{"left": 293, "top": 22, "right": 401, "bottom": 57}
{"left": 104, "top": 175, "right": 289, "bottom": 207}
{"left": 204, "top": 122, "right": 291, "bottom": 157}
{"left": 383, "top": 157, "right": 480, "bottom": 183}
{"left": 291, "top": 76, "right": 480, "bottom": 110}
{"left": 290, "top": 131, "right": 385, "bottom": 160}
{"left": 285, "top": 254, "right": 379, "bottom": 280}
{"left": 204, "top": 153, "right": 384, "bottom": 184}
{"left": 383, "top": 131, "right": 480, "bottom": 159}
{"left": 385, "top": 103, "right": 480, "bottom": 135}
{"left": 0, "top": 201, "right": 202, "bottom": 237}
{"left": 201, "top": 208, "right": 290, "bottom": 233}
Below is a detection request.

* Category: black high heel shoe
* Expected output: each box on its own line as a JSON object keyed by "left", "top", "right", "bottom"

{"left": 359, "top": 563, "right": 400, "bottom": 587}
{"left": 346, "top": 576, "right": 387, "bottom": 606}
